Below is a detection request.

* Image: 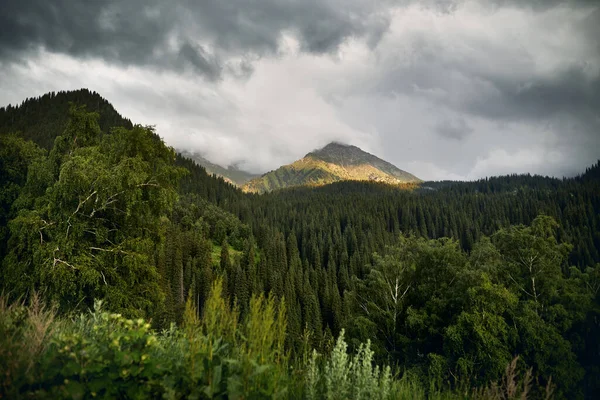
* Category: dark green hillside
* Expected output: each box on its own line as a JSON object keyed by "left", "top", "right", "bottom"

{"left": 0, "top": 89, "right": 133, "bottom": 149}
{"left": 0, "top": 88, "right": 247, "bottom": 210}
{"left": 247, "top": 171, "right": 600, "bottom": 268}
{"left": 0, "top": 91, "right": 251, "bottom": 321}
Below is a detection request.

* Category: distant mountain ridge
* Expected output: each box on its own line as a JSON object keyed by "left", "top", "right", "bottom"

{"left": 242, "top": 142, "right": 420, "bottom": 193}
{"left": 179, "top": 151, "right": 258, "bottom": 186}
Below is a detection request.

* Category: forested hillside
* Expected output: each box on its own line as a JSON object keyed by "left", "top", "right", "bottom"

{"left": 1, "top": 91, "right": 599, "bottom": 399}
{"left": 0, "top": 89, "right": 133, "bottom": 149}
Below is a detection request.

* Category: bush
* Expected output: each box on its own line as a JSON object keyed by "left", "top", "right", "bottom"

{"left": 305, "top": 330, "right": 400, "bottom": 400}
{"left": 0, "top": 292, "right": 548, "bottom": 399}
{"left": 34, "top": 301, "right": 161, "bottom": 398}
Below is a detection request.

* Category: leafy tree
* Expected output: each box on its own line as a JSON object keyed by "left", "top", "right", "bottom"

{"left": 0, "top": 135, "right": 45, "bottom": 260}
{"left": 493, "top": 216, "right": 572, "bottom": 313}
{"left": 348, "top": 235, "right": 417, "bottom": 359}
{"left": 2, "top": 106, "right": 184, "bottom": 316}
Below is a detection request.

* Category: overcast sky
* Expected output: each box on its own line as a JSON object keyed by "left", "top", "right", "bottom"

{"left": 1, "top": 0, "right": 599, "bottom": 180}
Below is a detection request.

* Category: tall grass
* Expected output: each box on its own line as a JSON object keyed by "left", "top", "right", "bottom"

{"left": 0, "top": 292, "right": 56, "bottom": 397}
{"left": 0, "top": 288, "right": 549, "bottom": 399}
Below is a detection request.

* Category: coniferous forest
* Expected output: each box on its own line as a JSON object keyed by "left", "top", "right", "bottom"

{"left": 1, "top": 91, "right": 599, "bottom": 399}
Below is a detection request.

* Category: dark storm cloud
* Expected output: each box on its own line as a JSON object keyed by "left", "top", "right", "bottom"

{"left": 435, "top": 117, "right": 473, "bottom": 141}
{"left": 464, "top": 65, "right": 600, "bottom": 122}
{"left": 178, "top": 41, "right": 221, "bottom": 80}
{"left": 461, "top": 7, "right": 600, "bottom": 121}
{"left": 0, "top": 1, "right": 175, "bottom": 65}
{"left": 0, "top": 0, "right": 393, "bottom": 78}
{"left": 490, "top": 0, "right": 600, "bottom": 9}
{"left": 369, "top": 7, "right": 600, "bottom": 126}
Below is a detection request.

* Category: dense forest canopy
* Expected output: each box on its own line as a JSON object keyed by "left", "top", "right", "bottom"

{"left": 0, "top": 92, "right": 599, "bottom": 399}
{"left": 0, "top": 89, "right": 133, "bottom": 150}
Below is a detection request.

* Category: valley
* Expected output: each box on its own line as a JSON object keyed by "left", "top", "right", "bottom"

{"left": 0, "top": 90, "right": 599, "bottom": 399}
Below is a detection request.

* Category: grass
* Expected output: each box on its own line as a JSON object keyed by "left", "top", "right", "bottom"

{"left": 210, "top": 243, "right": 242, "bottom": 265}
{"left": 1, "top": 288, "right": 552, "bottom": 399}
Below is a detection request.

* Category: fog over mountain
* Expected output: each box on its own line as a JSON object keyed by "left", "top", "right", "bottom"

{"left": 1, "top": 0, "right": 598, "bottom": 180}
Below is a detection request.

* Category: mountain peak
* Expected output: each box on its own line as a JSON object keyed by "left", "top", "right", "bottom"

{"left": 307, "top": 142, "right": 379, "bottom": 167}
{"left": 320, "top": 141, "right": 354, "bottom": 150}
{"left": 243, "top": 142, "right": 421, "bottom": 193}
{"left": 311, "top": 141, "right": 358, "bottom": 153}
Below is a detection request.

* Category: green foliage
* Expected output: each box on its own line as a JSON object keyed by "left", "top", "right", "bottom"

{"left": 1, "top": 106, "right": 184, "bottom": 316}
{"left": 0, "top": 283, "right": 289, "bottom": 399}
{"left": 0, "top": 291, "right": 559, "bottom": 400}
{"left": 0, "top": 134, "right": 45, "bottom": 260}
{"left": 346, "top": 216, "right": 594, "bottom": 398}
{"left": 1, "top": 91, "right": 599, "bottom": 398}
{"left": 0, "top": 293, "right": 55, "bottom": 398}
{"left": 306, "top": 330, "right": 406, "bottom": 400}
{"left": 37, "top": 303, "right": 159, "bottom": 398}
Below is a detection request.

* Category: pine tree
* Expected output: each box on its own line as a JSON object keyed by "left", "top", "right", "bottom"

{"left": 220, "top": 238, "right": 231, "bottom": 272}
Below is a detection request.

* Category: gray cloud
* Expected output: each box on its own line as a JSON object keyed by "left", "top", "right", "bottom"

{"left": 178, "top": 41, "right": 221, "bottom": 80}
{"left": 0, "top": 1, "right": 174, "bottom": 65}
{"left": 0, "top": 0, "right": 394, "bottom": 79}
{"left": 369, "top": 37, "right": 600, "bottom": 125}
{"left": 463, "top": 65, "right": 600, "bottom": 122}
{"left": 435, "top": 117, "right": 473, "bottom": 141}
{"left": 491, "top": 0, "right": 600, "bottom": 10}
{"left": 350, "top": 2, "right": 600, "bottom": 179}
{"left": 358, "top": 2, "right": 600, "bottom": 120}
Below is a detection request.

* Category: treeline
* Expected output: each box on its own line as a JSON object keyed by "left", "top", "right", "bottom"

{"left": 1, "top": 93, "right": 599, "bottom": 398}
{"left": 244, "top": 169, "right": 600, "bottom": 269}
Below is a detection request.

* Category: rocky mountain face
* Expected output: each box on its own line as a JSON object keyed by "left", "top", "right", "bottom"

{"left": 242, "top": 142, "right": 421, "bottom": 193}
